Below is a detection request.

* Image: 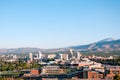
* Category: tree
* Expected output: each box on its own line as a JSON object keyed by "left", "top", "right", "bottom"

{"left": 0, "top": 77, "right": 6, "bottom": 80}
{"left": 113, "top": 74, "right": 120, "bottom": 80}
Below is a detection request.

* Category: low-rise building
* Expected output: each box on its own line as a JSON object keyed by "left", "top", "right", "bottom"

{"left": 105, "top": 66, "right": 120, "bottom": 79}
{"left": 42, "top": 78, "right": 58, "bottom": 80}
{"left": 42, "top": 66, "right": 65, "bottom": 74}
{"left": 47, "top": 54, "right": 56, "bottom": 59}
{"left": 83, "top": 69, "right": 104, "bottom": 80}
{"left": 31, "top": 69, "right": 41, "bottom": 75}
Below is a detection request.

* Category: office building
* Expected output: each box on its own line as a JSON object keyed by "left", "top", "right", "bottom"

{"left": 42, "top": 66, "right": 64, "bottom": 74}
{"left": 38, "top": 51, "right": 42, "bottom": 59}
{"left": 29, "top": 53, "right": 33, "bottom": 61}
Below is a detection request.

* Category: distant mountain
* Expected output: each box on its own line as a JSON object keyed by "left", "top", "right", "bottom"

{"left": 97, "top": 38, "right": 116, "bottom": 43}
{"left": 0, "top": 48, "right": 40, "bottom": 54}
{"left": 0, "top": 47, "right": 68, "bottom": 54}
{"left": 70, "top": 38, "right": 120, "bottom": 52}
{"left": 0, "top": 38, "right": 120, "bottom": 54}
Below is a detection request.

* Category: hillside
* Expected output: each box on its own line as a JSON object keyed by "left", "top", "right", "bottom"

{"left": 71, "top": 38, "right": 120, "bottom": 52}
{"left": 0, "top": 47, "right": 68, "bottom": 54}
{"left": 0, "top": 38, "right": 120, "bottom": 54}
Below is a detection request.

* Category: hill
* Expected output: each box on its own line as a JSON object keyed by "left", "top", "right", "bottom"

{"left": 0, "top": 38, "right": 120, "bottom": 54}
{"left": 70, "top": 38, "right": 120, "bottom": 52}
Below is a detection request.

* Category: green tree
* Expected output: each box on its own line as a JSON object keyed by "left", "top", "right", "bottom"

{"left": 113, "top": 74, "right": 120, "bottom": 80}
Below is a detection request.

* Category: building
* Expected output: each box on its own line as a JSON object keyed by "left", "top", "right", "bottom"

{"left": 78, "top": 61, "right": 94, "bottom": 67}
{"left": 70, "top": 49, "right": 74, "bottom": 58}
{"left": 42, "top": 66, "right": 65, "bottom": 74}
{"left": 62, "top": 54, "right": 69, "bottom": 60}
{"left": 33, "top": 54, "right": 39, "bottom": 60}
{"left": 77, "top": 52, "right": 81, "bottom": 59}
{"left": 47, "top": 54, "right": 56, "bottom": 59}
{"left": 29, "top": 51, "right": 42, "bottom": 60}
{"left": 5, "top": 54, "right": 18, "bottom": 62}
{"left": 83, "top": 69, "right": 104, "bottom": 79}
{"left": 38, "top": 51, "right": 42, "bottom": 59}
{"left": 64, "top": 49, "right": 81, "bottom": 60}
{"left": 42, "top": 78, "right": 58, "bottom": 80}
{"left": 105, "top": 66, "right": 120, "bottom": 79}
{"left": 59, "top": 54, "right": 69, "bottom": 60}
{"left": 13, "top": 55, "right": 17, "bottom": 59}
{"left": 29, "top": 53, "right": 33, "bottom": 61}
{"left": 89, "top": 62, "right": 104, "bottom": 70}
{"left": 31, "top": 69, "right": 41, "bottom": 75}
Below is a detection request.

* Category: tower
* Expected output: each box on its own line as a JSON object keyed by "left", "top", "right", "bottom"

{"left": 59, "top": 54, "right": 63, "bottom": 60}
{"left": 70, "top": 49, "right": 74, "bottom": 58}
{"left": 38, "top": 51, "right": 42, "bottom": 59}
{"left": 29, "top": 53, "right": 33, "bottom": 61}
{"left": 77, "top": 52, "right": 80, "bottom": 59}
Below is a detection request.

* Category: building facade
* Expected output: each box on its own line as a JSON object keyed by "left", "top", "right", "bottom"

{"left": 42, "top": 66, "right": 64, "bottom": 74}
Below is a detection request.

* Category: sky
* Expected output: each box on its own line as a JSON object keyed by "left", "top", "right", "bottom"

{"left": 0, "top": 0, "right": 120, "bottom": 49}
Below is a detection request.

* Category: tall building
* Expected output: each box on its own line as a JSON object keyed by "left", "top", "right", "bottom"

{"left": 38, "top": 51, "right": 42, "bottom": 59}
{"left": 13, "top": 55, "right": 17, "bottom": 59}
{"left": 29, "top": 53, "right": 33, "bottom": 61}
{"left": 59, "top": 54, "right": 69, "bottom": 60}
{"left": 59, "top": 54, "right": 63, "bottom": 60}
{"left": 70, "top": 49, "right": 74, "bottom": 58}
{"left": 64, "top": 49, "right": 81, "bottom": 60}
{"left": 64, "top": 54, "right": 69, "bottom": 60}
{"left": 77, "top": 52, "right": 81, "bottom": 59}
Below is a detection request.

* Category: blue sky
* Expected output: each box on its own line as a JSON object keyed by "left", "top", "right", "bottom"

{"left": 0, "top": 0, "right": 120, "bottom": 48}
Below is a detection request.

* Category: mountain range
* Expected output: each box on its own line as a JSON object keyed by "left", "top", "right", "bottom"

{"left": 71, "top": 38, "right": 120, "bottom": 52}
{"left": 0, "top": 38, "right": 120, "bottom": 54}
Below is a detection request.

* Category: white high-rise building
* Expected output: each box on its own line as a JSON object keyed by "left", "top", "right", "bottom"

{"left": 77, "top": 52, "right": 81, "bottom": 59}
{"left": 38, "top": 51, "right": 42, "bottom": 59}
{"left": 69, "top": 48, "right": 74, "bottom": 59}
{"left": 59, "top": 54, "right": 69, "bottom": 60}
{"left": 70, "top": 49, "right": 73, "bottom": 57}
{"left": 68, "top": 49, "right": 81, "bottom": 59}
{"left": 29, "top": 53, "right": 33, "bottom": 61}
{"left": 59, "top": 54, "right": 63, "bottom": 60}
{"left": 63, "top": 54, "right": 69, "bottom": 60}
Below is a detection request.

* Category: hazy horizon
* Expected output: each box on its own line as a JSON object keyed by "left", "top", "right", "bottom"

{"left": 0, "top": 0, "right": 120, "bottom": 48}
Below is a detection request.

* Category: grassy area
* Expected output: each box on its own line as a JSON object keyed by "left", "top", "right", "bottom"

{"left": 0, "top": 71, "right": 23, "bottom": 77}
